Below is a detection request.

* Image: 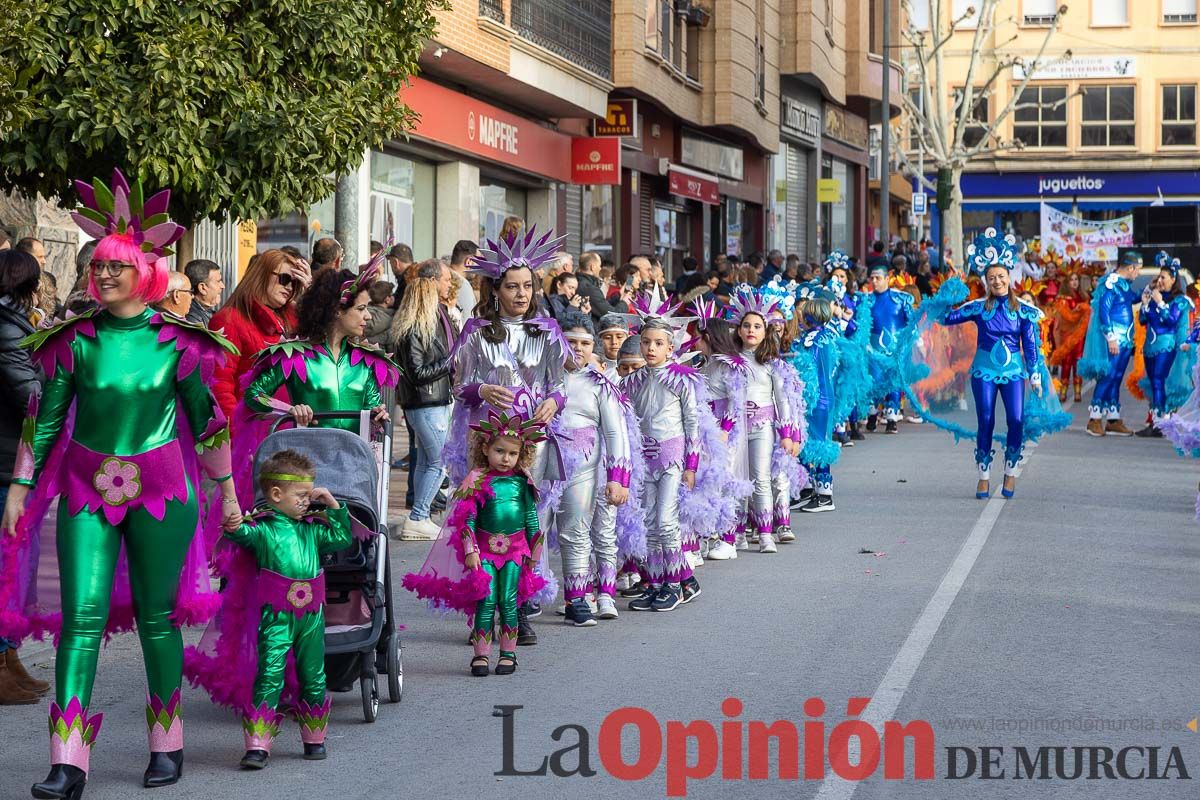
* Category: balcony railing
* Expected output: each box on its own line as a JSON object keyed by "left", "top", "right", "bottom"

{"left": 510, "top": 0, "right": 612, "bottom": 79}
{"left": 479, "top": 0, "right": 504, "bottom": 23}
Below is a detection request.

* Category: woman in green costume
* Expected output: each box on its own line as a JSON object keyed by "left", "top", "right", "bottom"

{"left": 0, "top": 169, "right": 240, "bottom": 799}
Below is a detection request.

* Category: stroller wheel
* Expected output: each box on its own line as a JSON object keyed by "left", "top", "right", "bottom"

{"left": 361, "top": 673, "right": 379, "bottom": 723}
{"left": 386, "top": 634, "right": 403, "bottom": 703}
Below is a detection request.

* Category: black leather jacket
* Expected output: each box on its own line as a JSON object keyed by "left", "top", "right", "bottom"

{"left": 0, "top": 300, "right": 43, "bottom": 485}
{"left": 395, "top": 309, "right": 454, "bottom": 409}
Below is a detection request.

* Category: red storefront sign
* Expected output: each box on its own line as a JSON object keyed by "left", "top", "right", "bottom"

{"left": 400, "top": 77, "right": 573, "bottom": 183}
{"left": 570, "top": 137, "right": 621, "bottom": 185}
{"left": 668, "top": 165, "right": 720, "bottom": 205}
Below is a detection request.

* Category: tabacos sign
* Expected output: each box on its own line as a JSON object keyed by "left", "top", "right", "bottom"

{"left": 1038, "top": 175, "right": 1106, "bottom": 195}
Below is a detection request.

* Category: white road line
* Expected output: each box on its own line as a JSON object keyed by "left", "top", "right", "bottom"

{"left": 814, "top": 382, "right": 1085, "bottom": 799}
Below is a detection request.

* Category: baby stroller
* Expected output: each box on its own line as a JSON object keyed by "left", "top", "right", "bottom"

{"left": 254, "top": 410, "right": 403, "bottom": 722}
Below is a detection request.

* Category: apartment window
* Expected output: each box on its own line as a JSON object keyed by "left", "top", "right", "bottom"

{"left": 1163, "top": 0, "right": 1198, "bottom": 24}
{"left": 907, "top": 88, "right": 924, "bottom": 152}
{"left": 673, "top": 3, "right": 685, "bottom": 71}
{"left": 686, "top": 24, "right": 700, "bottom": 80}
{"left": 953, "top": 0, "right": 979, "bottom": 27}
{"left": 953, "top": 89, "right": 989, "bottom": 148}
{"left": 755, "top": 36, "right": 766, "bottom": 105}
{"left": 1162, "top": 84, "right": 1197, "bottom": 146}
{"left": 1081, "top": 85, "right": 1135, "bottom": 146}
{"left": 907, "top": 0, "right": 931, "bottom": 31}
{"left": 660, "top": 0, "right": 672, "bottom": 60}
{"left": 1013, "top": 85, "right": 1067, "bottom": 147}
{"left": 1022, "top": 0, "right": 1058, "bottom": 25}
{"left": 1090, "top": 0, "right": 1128, "bottom": 26}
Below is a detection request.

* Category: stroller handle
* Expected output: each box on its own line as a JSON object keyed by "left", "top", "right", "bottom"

{"left": 269, "top": 410, "right": 395, "bottom": 439}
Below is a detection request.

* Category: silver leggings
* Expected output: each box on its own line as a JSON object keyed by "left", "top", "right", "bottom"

{"left": 743, "top": 424, "right": 776, "bottom": 533}
{"left": 555, "top": 447, "right": 618, "bottom": 600}
{"left": 643, "top": 465, "right": 690, "bottom": 585}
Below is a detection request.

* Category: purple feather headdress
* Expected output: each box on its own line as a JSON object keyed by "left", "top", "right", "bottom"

{"left": 687, "top": 296, "right": 720, "bottom": 330}
{"left": 339, "top": 235, "right": 392, "bottom": 305}
{"left": 726, "top": 283, "right": 780, "bottom": 322}
{"left": 469, "top": 387, "right": 548, "bottom": 447}
{"left": 71, "top": 168, "right": 185, "bottom": 263}
{"left": 471, "top": 226, "right": 566, "bottom": 282}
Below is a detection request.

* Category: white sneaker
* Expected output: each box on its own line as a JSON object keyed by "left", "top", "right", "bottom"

{"left": 758, "top": 533, "right": 778, "bottom": 554}
{"left": 778, "top": 528, "right": 796, "bottom": 543}
{"left": 686, "top": 550, "right": 704, "bottom": 569}
{"left": 616, "top": 573, "right": 632, "bottom": 592}
{"left": 735, "top": 532, "right": 749, "bottom": 551}
{"left": 596, "top": 594, "right": 619, "bottom": 619}
{"left": 707, "top": 540, "right": 738, "bottom": 560}
{"left": 398, "top": 515, "right": 441, "bottom": 540}
{"left": 906, "top": 415, "right": 924, "bottom": 424}
{"left": 586, "top": 592, "right": 599, "bottom": 614}
{"left": 748, "top": 529, "right": 760, "bottom": 544}
{"left": 698, "top": 537, "right": 711, "bottom": 559}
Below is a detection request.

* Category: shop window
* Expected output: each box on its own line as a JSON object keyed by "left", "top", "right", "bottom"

{"left": 1013, "top": 85, "right": 1067, "bottom": 148}
{"left": 257, "top": 191, "right": 335, "bottom": 257}
{"left": 654, "top": 204, "right": 691, "bottom": 275}
{"left": 1081, "top": 85, "right": 1135, "bottom": 147}
{"left": 480, "top": 182, "right": 528, "bottom": 244}
{"left": 952, "top": 89, "right": 989, "bottom": 149}
{"left": 1090, "top": 0, "right": 1128, "bottom": 26}
{"left": 567, "top": 185, "right": 615, "bottom": 260}
{"left": 1163, "top": 0, "right": 1198, "bottom": 24}
{"left": 370, "top": 151, "right": 434, "bottom": 259}
{"left": 1162, "top": 84, "right": 1197, "bottom": 146}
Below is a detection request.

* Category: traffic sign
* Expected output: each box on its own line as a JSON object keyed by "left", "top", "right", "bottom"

{"left": 912, "top": 192, "right": 928, "bottom": 216}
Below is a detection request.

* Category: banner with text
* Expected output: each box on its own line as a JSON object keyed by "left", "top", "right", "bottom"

{"left": 1039, "top": 203, "right": 1133, "bottom": 263}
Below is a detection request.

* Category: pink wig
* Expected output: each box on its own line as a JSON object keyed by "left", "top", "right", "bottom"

{"left": 87, "top": 233, "right": 168, "bottom": 304}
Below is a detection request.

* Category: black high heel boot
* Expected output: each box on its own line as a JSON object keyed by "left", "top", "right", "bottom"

{"left": 143, "top": 750, "right": 183, "bottom": 788}
{"left": 31, "top": 765, "right": 86, "bottom": 800}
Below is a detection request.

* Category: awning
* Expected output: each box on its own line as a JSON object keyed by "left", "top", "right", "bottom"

{"left": 667, "top": 164, "right": 720, "bottom": 205}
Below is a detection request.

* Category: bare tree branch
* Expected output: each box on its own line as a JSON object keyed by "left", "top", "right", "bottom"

{"left": 987, "top": 6, "right": 1071, "bottom": 134}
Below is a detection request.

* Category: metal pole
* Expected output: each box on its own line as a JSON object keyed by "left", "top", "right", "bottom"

{"left": 917, "top": 75, "right": 925, "bottom": 243}
{"left": 880, "top": 0, "right": 891, "bottom": 252}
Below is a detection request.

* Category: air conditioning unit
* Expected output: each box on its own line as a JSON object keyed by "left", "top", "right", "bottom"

{"left": 1023, "top": 14, "right": 1056, "bottom": 25}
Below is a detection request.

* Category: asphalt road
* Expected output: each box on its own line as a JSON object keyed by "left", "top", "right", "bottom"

{"left": 2, "top": 394, "right": 1197, "bottom": 800}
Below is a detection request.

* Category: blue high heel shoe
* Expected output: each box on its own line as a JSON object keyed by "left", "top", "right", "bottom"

{"left": 976, "top": 481, "right": 990, "bottom": 500}
{"left": 1001, "top": 479, "right": 1016, "bottom": 499}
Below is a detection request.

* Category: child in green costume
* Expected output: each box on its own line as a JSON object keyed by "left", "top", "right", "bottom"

{"left": 222, "top": 449, "right": 351, "bottom": 769}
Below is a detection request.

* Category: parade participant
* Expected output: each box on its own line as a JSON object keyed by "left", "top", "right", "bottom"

{"left": 0, "top": 169, "right": 238, "bottom": 796}
{"left": 789, "top": 295, "right": 841, "bottom": 512}
{"left": 597, "top": 313, "right": 630, "bottom": 377}
{"left": 761, "top": 285, "right": 806, "bottom": 538}
{"left": 402, "top": 403, "right": 548, "bottom": 676}
{"left": 824, "top": 252, "right": 867, "bottom": 442}
{"left": 1159, "top": 321, "right": 1200, "bottom": 457}
{"left": 244, "top": 265, "right": 396, "bottom": 433}
{"left": 1135, "top": 253, "right": 1196, "bottom": 437}
{"left": 1048, "top": 264, "right": 1091, "bottom": 403}
{"left": 224, "top": 450, "right": 351, "bottom": 769}
{"left": 903, "top": 229, "right": 1067, "bottom": 499}
{"left": 447, "top": 227, "right": 570, "bottom": 645}
{"left": 1080, "top": 252, "right": 1143, "bottom": 437}
{"left": 552, "top": 310, "right": 637, "bottom": 625}
{"left": 616, "top": 335, "right": 646, "bottom": 378}
{"left": 623, "top": 317, "right": 702, "bottom": 609}
{"left": 700, "top": 286, "right": 803, "bottom": 553}
{"left": 864, "top": 260, "right": 915, "bottom": 433}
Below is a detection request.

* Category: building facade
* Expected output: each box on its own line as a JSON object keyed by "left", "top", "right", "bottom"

{"left": 909, "top": 0, "right": 1200, "bottom": 253}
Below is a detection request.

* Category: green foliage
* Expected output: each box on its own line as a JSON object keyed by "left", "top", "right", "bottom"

{"left": 0, "top": 0, "right": 441, "bottom": 224}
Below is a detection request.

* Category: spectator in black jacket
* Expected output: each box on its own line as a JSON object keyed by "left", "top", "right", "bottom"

{"left": 576, "top": 250, "right": 624, "bottom": 321}
{"left": 389, "top": 259, "right": 456, "bottom": 540}
{"left": 0, "top": 248, "right": 48, "bottom": 705}
{"left": 866, "top": 241, "right": 890, "bottom": 271}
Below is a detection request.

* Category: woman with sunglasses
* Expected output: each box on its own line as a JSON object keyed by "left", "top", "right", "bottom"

{"left": 209, "top": 249, "right": 311, "bottom": 423}
{"left": 0, "top": 169, "right": 240, "bottom": 798}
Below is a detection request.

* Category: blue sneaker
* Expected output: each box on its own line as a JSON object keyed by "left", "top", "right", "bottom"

{"left": 564, "top": 597, "right": 597, "bottom": 627}
{"left": 651, "top": 584, "right": 682, "bottom": 612}
{"left": 628, "top": 586, "right": 659, "bottom": 611}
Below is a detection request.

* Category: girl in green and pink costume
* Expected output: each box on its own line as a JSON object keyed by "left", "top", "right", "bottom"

{"left": 403, "top": 399, "right": 548, "bottom": 676}
{"left": 0, "top": 169, "right": 240, "bottom": 799}
{"left": 221, "top": 449, "right": 351, "bottom": 769}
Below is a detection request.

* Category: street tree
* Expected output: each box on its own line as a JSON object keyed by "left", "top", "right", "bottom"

{"left": 0, "top": 0, "right": 440, "bottom": 230}
{"left": 897, "top": 1, "right": 1073, "bottom": 264}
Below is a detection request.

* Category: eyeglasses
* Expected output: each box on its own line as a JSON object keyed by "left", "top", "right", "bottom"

{"left": 90, "top": 260, "right": 135, "bottom": 277}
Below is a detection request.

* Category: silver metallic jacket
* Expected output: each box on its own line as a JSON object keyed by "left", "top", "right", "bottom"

{"left": 454, "top": 315, "right": 569, "bottom": 421}
{"left": 623, "top": 363, "right": 701, "bottom": 475}
{"left": 560, "top": 367, "right": 633, "bottom": 486}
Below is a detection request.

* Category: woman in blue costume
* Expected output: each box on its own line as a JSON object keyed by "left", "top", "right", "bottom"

{"left": 1134, "top": 252, "right": 1196, "bottom": 437}
{"left": 898, "top": 228, "right": 1070, "bottom": 499}
{"left": 787, "top": 290, "right": 842, "bottom": 513}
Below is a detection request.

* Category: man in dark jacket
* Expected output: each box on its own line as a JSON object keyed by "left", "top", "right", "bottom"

{"left": 183, "top": 259, "right": 224, "bottom": 327}
{"left": 865, "top": 241, "right": 890, "bottom": 271}
{"left": 575, "top": 251, "right": 623, "bottom": 322}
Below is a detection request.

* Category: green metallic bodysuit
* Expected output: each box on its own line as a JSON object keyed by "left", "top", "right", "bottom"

{"left": 244, "top": 339, "right": 386, "bottom": 432}
{"left": 463, "top": 473, "right": 541, "bottom": 660}
{"left": 223, "top": 505, "right": 351, "bottom": 710}
{"left": 14, "top": 307, "right": 233, "bottom": 764}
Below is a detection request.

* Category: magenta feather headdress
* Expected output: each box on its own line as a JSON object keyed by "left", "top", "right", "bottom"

{"left": 339, "top": 235, "right": 392, "bottom": 305}
{"left": 71, "top": 168, "right": 185, "bottom": 263}
{"left": 471, "top": 226, "right": 565, "bottom": 281}
{"left": 468, "top": 387, "right": 547, "bottom": 447}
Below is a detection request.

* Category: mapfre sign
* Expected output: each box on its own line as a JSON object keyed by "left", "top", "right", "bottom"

{"left": 571, "top": 137, "right": 621, "bottom": 185}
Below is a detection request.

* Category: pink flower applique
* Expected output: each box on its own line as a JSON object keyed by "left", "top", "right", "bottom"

{"left": 93, "top": 457, "right": 142, "bottom": 506}
{"left": 487, "top": 533, "right": 511, "bottom": 555}
{"left": 287, "top": 581, "right": 314, "bottom": 610}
